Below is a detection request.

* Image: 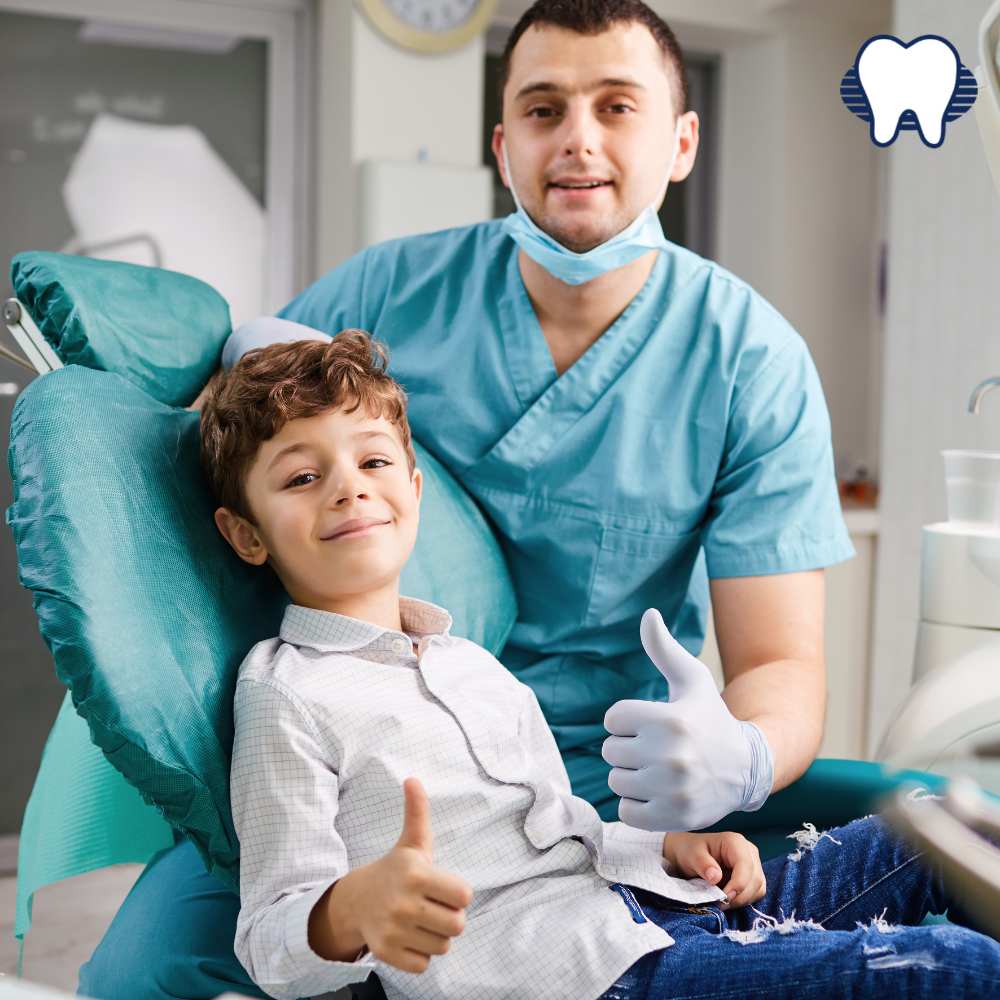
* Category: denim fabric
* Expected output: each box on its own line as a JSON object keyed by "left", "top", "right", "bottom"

{"left": 601, "top": 815, "right": 1000, "bottom": 999}
{"left": 81, "top": 816, "right": 1000, "bottom": 1000}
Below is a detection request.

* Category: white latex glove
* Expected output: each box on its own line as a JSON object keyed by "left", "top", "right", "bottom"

{"left": 221, "top": 317, "right": 332, "bottom": 370}
{"left": 602, "top": 608, "right": 774, "bottom": 832}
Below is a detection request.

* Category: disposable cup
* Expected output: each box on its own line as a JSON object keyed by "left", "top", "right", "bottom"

{"left": 943, "top": 450, "right": 1000, "bottom": 525}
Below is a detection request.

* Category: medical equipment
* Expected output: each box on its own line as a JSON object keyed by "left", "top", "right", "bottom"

{"left": 4, "top": 250, "right": 517, "bottom": 949}
{"left": 876, "top": 0, "right": 1000, "bottom": 788}
{"left": 873, "top": 0, "right": 1000, "bottom": 934}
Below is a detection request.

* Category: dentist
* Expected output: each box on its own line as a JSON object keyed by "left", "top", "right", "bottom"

{"left": 81, "top": 2, "right": 852, "bottom": 998}
{"left": 236, "top": 0, "right": 853, "bottom": 829}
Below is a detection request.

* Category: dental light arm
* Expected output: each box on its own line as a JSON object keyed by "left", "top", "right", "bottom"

{"left": 976, "top": 0, "right": 1000, "bottom": 203}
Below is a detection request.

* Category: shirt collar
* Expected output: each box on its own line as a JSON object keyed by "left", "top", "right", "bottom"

{"left": 279, "top": 596, "right": 453, "bottom": 653}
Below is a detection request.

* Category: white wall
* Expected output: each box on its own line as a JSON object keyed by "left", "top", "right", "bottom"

{"left": 867, "top": 0, "right": 1000, "bottom": 749}
{"left": 314, "top": 3, "right": 485, "bottom": 277}
{"left": 713, "top": 4, "right": 888, "bottom": 479}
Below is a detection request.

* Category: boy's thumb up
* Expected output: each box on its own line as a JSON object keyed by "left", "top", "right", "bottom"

{"left": 396, "top": 777, "right": 434, "bottom": 862}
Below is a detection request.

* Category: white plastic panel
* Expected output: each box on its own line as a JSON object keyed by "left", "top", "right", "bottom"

{"left": 358, "top": 160, "right": 493, "bottom": 249}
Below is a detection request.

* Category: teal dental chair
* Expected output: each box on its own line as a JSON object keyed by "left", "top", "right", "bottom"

{"left": 5, "top": 251, "right": 948, "bottom": 993}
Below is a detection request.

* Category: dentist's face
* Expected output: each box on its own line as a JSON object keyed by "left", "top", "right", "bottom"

{"left": 493, "top": 22, "right": 699, "bottom": 253}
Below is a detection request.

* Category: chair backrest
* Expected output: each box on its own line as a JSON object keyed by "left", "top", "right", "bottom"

{"left": 8, "top": 252, "right": 517, "bottom": 891}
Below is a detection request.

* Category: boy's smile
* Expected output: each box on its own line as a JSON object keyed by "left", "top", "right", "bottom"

{"left": 215, "top": 405, "right": 421, "bottom": 626}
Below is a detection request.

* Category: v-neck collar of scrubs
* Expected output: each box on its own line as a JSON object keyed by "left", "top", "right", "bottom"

{"left": 488, "top": 244, "right": 671, "bottom": 474}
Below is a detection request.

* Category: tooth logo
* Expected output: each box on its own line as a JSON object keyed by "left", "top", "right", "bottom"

{"left": 841, "top": 35, "right": 976, "bottom": 148}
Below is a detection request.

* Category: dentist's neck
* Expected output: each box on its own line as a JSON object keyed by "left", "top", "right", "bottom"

{"left": 519, "top": 247, "right": 658, "bottom": 376}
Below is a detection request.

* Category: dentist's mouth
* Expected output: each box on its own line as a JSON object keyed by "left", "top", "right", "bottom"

{"left": 323, "top": 517, "right": 390, "bottom": 541}
{"left": 549, "top": 179, "right": 613, "bottom": 191}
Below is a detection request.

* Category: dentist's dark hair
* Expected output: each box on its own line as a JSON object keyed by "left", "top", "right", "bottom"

{"left": 497, "top": 0, "right": 688, "bottom": 116}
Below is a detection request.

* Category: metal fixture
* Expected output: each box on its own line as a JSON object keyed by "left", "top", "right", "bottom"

{"left": 3, "top": 298, "right": 64, "bottom": 375}
{"left": 969, "top": 377, "right": 1000, "bottom": 414}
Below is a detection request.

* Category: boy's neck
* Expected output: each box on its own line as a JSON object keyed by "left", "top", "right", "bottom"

{"left": 294, "top": 578, "right": 404, "bottom": 634}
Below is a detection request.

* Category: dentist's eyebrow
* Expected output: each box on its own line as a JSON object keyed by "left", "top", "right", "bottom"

{"left": 515, "top": 77, "right": 646, "bottom": 99}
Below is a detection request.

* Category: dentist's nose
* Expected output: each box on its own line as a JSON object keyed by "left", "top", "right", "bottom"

{"left": 560, "top": 101, "right": 599, "bottom": 159}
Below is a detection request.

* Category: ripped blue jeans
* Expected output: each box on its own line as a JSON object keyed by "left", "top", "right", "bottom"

{"left": 602, "top": 815, "right": 1000, "bottom": 999}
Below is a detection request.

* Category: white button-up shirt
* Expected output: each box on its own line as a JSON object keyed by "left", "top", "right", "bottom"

{"left": 231, "top": 599, "right": 724, "bottom": 1000}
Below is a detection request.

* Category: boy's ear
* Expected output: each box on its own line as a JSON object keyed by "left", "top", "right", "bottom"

{"left": 214, "top": 508, "right": 269, "bottom": 565}
{"left": 411, "top": 467, "right": 423, "bottom": 504}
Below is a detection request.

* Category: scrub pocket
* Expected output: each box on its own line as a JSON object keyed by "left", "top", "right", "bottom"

{"left": 584, "top": 525, "right": 702, "bottom": 630}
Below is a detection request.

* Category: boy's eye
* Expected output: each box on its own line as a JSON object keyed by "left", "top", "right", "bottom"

{"left": 286, "top": 472, "right": 318, "bottom": 488}
{"left": 361, "top": 456, "right": 392, "bottom": 469}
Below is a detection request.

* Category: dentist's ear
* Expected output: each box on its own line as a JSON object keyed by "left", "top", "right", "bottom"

{"left": 670, "top": 111, "right": 700, "bottom": 184}
{"left": 491, "top": 124, "right": 510, "bottom": 189}
{"left": 214, "top": 508, "right": 269, "bottom": 565}
{"left": 411, "top": 467, "right": 423, "bottom": 504}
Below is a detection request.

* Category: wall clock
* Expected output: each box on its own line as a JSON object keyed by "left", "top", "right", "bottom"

{"left": 357, "top": 0, "right": 500, "bottom": 54}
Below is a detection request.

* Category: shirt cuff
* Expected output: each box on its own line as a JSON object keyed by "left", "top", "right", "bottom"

{"left": 602, "top": 821, "right": 667, "bottom": 855}
{"left": 270, "top": 882, "right": 379, "bottom": 998}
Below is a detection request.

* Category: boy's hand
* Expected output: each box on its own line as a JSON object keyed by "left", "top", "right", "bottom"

{"left": 309, "top": 778, "right": 473, "bottom": 973}
{"left": 662, "top": 831, "right": 765, "bottom": 910}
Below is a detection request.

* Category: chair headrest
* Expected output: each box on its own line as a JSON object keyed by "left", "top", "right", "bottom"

{"left": 11, "top": 251, "right": 230, "bottom": 407}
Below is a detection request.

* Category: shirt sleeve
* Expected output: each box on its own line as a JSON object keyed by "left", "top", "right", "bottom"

{"left": 702, "top": 329, "right": 855, "bottom": 578}
{"left": 231, "top": 677, "right": 377, "bottom": 999}
{"left": 600, "top": 822, "right": 669, "bottom": 855}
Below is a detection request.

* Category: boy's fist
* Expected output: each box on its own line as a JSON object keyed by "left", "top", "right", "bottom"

{"left": 309, "top": 778, "right": 473, "bottom": 973}
{"left": 662, "top": 830, "right": 766, "bottom": 910}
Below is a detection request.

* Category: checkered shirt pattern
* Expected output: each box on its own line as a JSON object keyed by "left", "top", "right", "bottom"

{"left": 232, "top": 597, "right": 725, "bottom": 1000}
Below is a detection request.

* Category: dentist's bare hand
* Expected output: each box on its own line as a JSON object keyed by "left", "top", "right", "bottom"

{"left": 309, "top": 778, "right": 473, "bottom": 973}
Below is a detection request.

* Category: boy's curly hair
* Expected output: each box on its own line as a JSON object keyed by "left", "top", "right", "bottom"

{"left": 199, "top": 330, "right": 415, "bottom": 525}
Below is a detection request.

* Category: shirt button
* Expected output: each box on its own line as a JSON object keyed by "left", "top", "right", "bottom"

{"left": 390, "top": 638, "right": 407, "bottom": 654}
{"left": 529, "top": 826, "right": 540, "bottom": 839}
{"left": 483, "top": 753, "right": 495, "bottom": 767}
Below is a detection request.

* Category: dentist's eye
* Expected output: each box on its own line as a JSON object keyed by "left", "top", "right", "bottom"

{"left": 285, "top": 472, "right": 318, "bottom": 488}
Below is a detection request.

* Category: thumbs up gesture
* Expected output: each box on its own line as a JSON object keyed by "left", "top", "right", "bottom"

{"left": 309, "top": 778, "right": 473, "bottom": 973}
{"left": 602, "top": 609, "right": 774, "bottom": 833}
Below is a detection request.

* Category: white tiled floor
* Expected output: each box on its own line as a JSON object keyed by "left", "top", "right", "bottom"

{"left": 0, "top": 865, "right": 143, "bottom": 992}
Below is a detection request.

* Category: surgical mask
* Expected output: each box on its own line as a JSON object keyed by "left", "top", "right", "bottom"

{"left": 500, "top": 127, "right": 681, "bottom": 286}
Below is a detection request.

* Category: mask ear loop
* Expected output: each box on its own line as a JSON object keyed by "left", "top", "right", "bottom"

{"left": 651, "top": 119, "right": 683, "bottom": 208}
{"left": 501, "top": 137, "right": 526, "bottom": 214}
{"left": 501, "top": 119, "right": 683, "bottom": 221}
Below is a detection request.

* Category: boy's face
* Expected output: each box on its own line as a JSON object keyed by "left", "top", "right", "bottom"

{"left": 215, "top": 406, "right": 421, "bottom": 611}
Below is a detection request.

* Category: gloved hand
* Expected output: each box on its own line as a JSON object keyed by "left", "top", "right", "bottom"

{"left": 221, "top": 317, "right": 332, "bottom": 370}
{"left": 602, "top": 608, "right": 774, "bottom": 832}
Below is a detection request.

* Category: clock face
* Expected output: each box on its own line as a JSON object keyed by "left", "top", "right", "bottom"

{"left": 384, "top": 0, "right": 479, "bottom": 33}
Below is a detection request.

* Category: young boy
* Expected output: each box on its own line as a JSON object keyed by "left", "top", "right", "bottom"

{"left": 202, "top": 332, "right": 1000, "bottom": 1000}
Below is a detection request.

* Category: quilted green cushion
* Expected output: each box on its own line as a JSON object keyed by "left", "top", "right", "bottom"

{"left": 10, "top": 252, "right": 229, "bottom": 407}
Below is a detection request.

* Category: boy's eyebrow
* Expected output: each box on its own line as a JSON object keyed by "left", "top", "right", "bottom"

{"left": 353, "top": 429, "right": 398, "bottom": 445}
{"left": 265, "top": 442, "right": 312, "bottom": 473}
{"left": 265, "top": 429, "right": 398, "bottom": 473}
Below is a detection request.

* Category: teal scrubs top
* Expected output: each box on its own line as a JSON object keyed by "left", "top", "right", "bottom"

{"left": 280, "top": 220, "right": 854, "bottom": 817}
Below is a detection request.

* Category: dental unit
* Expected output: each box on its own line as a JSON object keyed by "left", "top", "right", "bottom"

{"left": 880, "top": 0, "right": 1000, "bottom": 918}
